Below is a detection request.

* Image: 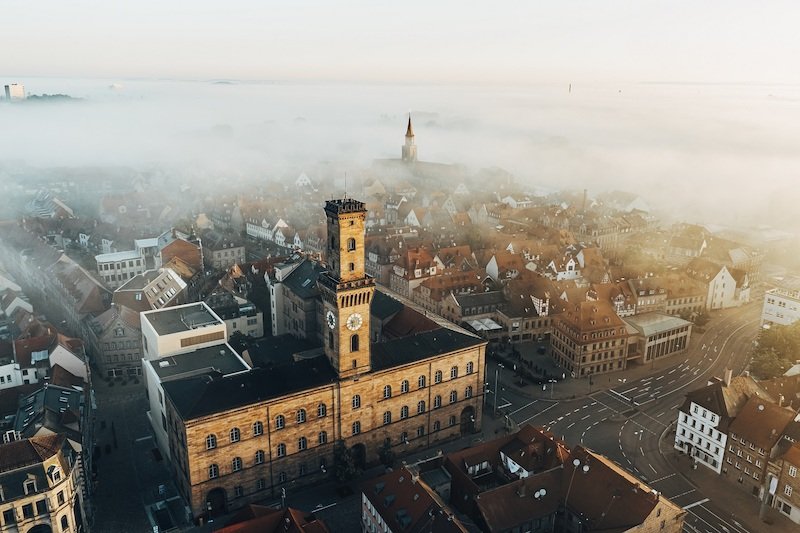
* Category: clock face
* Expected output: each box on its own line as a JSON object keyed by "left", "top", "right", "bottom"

{"left": 326, "top": 310, "right": 336, "bottom": 330}
{"left": 346, "top": 313, "right": 363, "bottom": 331}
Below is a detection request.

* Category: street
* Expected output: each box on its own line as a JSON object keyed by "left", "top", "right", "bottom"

{"left": 493, "top": 303, "right": 771, "bottom": 533}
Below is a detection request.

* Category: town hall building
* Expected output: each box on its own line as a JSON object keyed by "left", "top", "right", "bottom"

{"left": 157, "top": 198, "right": 486, "bottom": 521}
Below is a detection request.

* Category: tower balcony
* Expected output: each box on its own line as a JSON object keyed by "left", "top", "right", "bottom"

{"left": 318, "top": 271, "right": 375, "bottom": 292}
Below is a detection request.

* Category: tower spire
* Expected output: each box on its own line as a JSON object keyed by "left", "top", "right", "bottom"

{"left": 405, "top": 113, "right": 414, "bottom": 138}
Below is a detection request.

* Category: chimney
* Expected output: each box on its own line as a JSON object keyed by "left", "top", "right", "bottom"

{"left": 723, "top": 368, "right": 732, "bottom": 387}
{"left": 778, "top": 394, "right": 785, "bottom": 407}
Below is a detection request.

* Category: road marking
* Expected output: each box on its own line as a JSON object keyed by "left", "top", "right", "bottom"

{"left": 509, "top": 399, "right": 539, "bottom": 415}
{"left": 656, "top": 411, "right": 666, "bottom": 417}
{"left": 516, "top": 403, "right": 558, "bottom": 424}
{"left": 697, "top": 502, "right": 749, "bottom": 533}
{"left": 668, "top": 368, "right": 677, "bottom": 374}
{"left": 672, "top": 488, "right": 695, "bottom": 499}
{"left": 650, "top": 473, "right": 676, "bottom": 483}
{"left": 648, "top": 463, "right": 657, "bottom": 474}
{"left": 566, "top": 422, "right": 575, "bottom": 429}
{"left": 621, "top": 387, "right": 637, "bottom": 394}
{"left": 580, "top": 414, "right": 591, "bottom": 420}
{"left": 655, "top": 375, "right": 664, "bottom": 381}
{"left": 682, "top": 498, "right": 709, "bottom": 510}
{"left": 639, "top": 447, "right": 644, "bottom": 456}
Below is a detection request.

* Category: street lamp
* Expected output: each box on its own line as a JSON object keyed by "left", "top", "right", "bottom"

{"left": 633, "top": 430, "right": 644, "bottom": 470}
{"left": 494, "top": 363, "right": 504, "bottom": 415}
{"left": 563, "top": 458, "right": 590, "bottom": 531}
{"left": 548, "top": 379, "right": 557, "bottom": 399}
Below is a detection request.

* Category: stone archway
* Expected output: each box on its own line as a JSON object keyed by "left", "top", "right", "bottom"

{"left": 27, "top": 525, "right": 53, "bottom": 533}
{"left": 351, "top": 443, "right": 367, "bottom": 470}
{"left": 206, "top": 487, "right": 227, "bottom": 518}
{"left": 460, "top": 405, "right": 476, "bottom": 434}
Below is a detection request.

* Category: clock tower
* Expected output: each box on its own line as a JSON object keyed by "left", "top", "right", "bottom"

{"left": 319, "top": 198, "right": 374, "bottom": 379}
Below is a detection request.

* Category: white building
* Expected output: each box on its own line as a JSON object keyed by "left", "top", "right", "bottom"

{"left": 674, "top": 371, "right": 767, "bottom": 474}
{"left": 762, "top": 282, "right": 800, "bottom": 328}
{"left": 95, "top": 250, "right": 146, "bottom": 289}
{"left": 140, "top": 302, "right": 249, "bottom": 458}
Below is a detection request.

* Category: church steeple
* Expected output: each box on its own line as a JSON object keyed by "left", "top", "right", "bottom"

{"left": 401, "top": 114, "right": 417, "bottom": 163}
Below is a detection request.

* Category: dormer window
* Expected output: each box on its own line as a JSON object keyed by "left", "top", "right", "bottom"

{"left": 23, "top": 479, "right": 36, "bottom": 495}
{"left": 47, "top": 465, "right": 61, "bottom": 483}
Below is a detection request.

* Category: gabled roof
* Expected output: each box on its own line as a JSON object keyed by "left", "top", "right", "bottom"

{"left": 0, "top": 434, "right": 66, "bottom": 473}
{"left": 682, "top": 375, "right": 772, "bottom": 429}
{"left": 728, "top": 396, "right": 795, "bottom": 449}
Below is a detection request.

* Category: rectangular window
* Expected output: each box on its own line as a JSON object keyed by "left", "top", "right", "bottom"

{"left": 35, "top": 500, "right": 47, "bottom": 515}
{"left": 22, "top": 504, "right": 33, "bottom": 519}
{"left": 2, "top": 509, "right": 14, "bottom": 524}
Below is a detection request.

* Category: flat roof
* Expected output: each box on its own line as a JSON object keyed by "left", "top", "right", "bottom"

{"left": 150, "top": 343, "right": 247, "bottom": 380}
{"left": 623, "top": 312, "right": 692, "bottom": 337}
{"left": 142, "top": 302, "right": 222, "bottom": 336}
{"left": 135, "top": 238, "right": 159, "bottom": 248}
{"left": 95, "top": 250, "right": 142, "bottom": 263}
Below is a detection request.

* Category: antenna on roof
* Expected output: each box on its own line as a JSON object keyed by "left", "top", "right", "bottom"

{"left": 344, "top": 172, "right": 347, "bottom": 199}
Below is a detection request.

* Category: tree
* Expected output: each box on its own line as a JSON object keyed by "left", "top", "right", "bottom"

{"left": 378, "top": 439, "right": 396, "bottom": 468}
{"left": 333, "top": 440, "right": 359, "bottom": 483}
{"left": 750, "top": 347, "right": 791, "bottom": 379}
{"left": 694, "top": 311, "right": 710, "bottom": 327}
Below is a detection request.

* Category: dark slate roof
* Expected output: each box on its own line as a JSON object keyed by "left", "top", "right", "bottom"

{"left": 164, "top": 357, "right": 338, "bottom": 420}
{"left": 370, "top": 290, "right": 404, "bottom": 321}
{"left": 283, "top": 260, "right": 325, "bottom": 300}
{"left": 371, "top": 328, "right": 483, "bottom": 372}
{"left": 453, "top": 290, "right": 505, "bottom": 308}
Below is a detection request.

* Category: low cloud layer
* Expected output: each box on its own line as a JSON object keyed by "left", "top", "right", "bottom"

{"left": 2, "top": 78, "right": 799, "bottom": 231}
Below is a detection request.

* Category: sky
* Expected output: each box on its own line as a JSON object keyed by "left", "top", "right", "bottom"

{"left": 3, "top": 1, "right": 800, "bottom": 84}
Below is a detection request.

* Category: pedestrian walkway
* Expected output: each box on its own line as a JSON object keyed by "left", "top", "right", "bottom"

{"left": 662, "top": 442, "right": 795, "bottom": 532}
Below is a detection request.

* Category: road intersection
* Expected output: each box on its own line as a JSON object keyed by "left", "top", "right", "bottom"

{"left": 489, "top": 304, "right": 763, "bottom": 533}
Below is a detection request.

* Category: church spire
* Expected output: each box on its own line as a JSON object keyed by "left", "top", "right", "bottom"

{"left": 405, "top": 114, "right": 414, "bottom": 138}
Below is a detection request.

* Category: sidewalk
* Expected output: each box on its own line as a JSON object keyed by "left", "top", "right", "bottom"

{"left": 662, "top": 445, "right": 794, "bottom": 532}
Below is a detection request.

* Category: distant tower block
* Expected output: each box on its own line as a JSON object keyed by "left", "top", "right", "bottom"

{"left": 4, "top": 83, "right": 25, "bottom": 100}
{"left": 401, "top": 114, "right": 417, "bottom": 162}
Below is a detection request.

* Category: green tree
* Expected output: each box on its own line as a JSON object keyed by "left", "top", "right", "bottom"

{"left": 694, "top": 311, "right": 710, "bottom": 327}
{"left": 378, "top": 439, "right": 396, "bottom": 468}
{"left": 333, "top": 440, "right": 359, "bottom": 483}
{"left": 750, "top": 347, "right": 792, "bottom": 379}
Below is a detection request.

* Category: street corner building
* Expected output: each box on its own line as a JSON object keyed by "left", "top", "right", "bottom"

{"left": 148, "top": 197, "right": 487, "bottom": 522}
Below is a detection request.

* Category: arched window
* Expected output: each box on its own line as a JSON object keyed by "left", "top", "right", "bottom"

{"left": 401, "top": 380, "right": 409, "bottom": 393}
{"left": 209, "top": 464, "right": 219, "bottom": 479}
{"left": 317, "top": 403, "right": 327, "bottom": 417}
{"left": 278, "top": 471, "right": 287, "bottom": 483}
{"left": 297, "top": 409, "right": 307, "bottom": 424}
{"left": 276, "top": 443, "right": 286, "bottom": 457}
{"left": 253, "top": 421, "right": 263, "bottom": 436}
{"left": 318, "top": 431, "right": 328, "bottom": 444}
{"left": 232, "top": 457, "right": 243, "bottom": 472}
{"left": 352, "top": 395, "right": 361, "bottom": 409}
{"left": 230, "top": 427, "right": 241, "bottom": 442}
{"left": 351, "top": 334, "right": 359, "bottom": 352}
{"left": 418, "top": 375, "right": 426, "bottom": 389}
{"left": 383, "top": 385, "right": 392, "bottom": 399}
{"left": 449, "top": 390, "right": 457, "bottom": 404}
{"left": 352, "top": 421, "right": 361, "bottom": 435}
{"left": 433, "top": 420, "right": 441, "bottom": 432}
{"left": 383, "top": 411, "right": 392, "bottom": 425}
{"left": 433, "top": 395, "right": 442, "bottom": 409}
{"left": 465, "top": 385, "right": 473, "bottom": 398}
{"left": 417, "top": 400, "right": 426, "bottom": 414}
{"left": 434, "top": 370, "right": 443, "bottom": 384}
{"left": 61, "top": 516, "right": 69, "bottom": 531}
{"left": 466, "top": 361, "right": 474, "bottom": 374}
{"left": 349, "top": 262, "right": 355, "bottom": 271}
{"left": 275, "top": 415, "right": 285, "bottom": 429}
{"left": 206, "top": 434, "right": 217, "bottom": 450}
{"left": 298, "top": 437, "right": 308, "bottom": 451}
{"left": 347, "top": 238, "right": 356, "bottom": 251}
{"left": 449, "top": 415, "right": 457, "bottom": 426}
{"left": 450, "top": 366, "right": 458, "bottom": 379}
{"left": 255, "top": 450, "right": 265, "bottom": 464}
{"left": 416, "top": 426, "right": 425, "bottom": 437}
{"left": 400, "top": 405, "right": 409, "bottom": 419}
